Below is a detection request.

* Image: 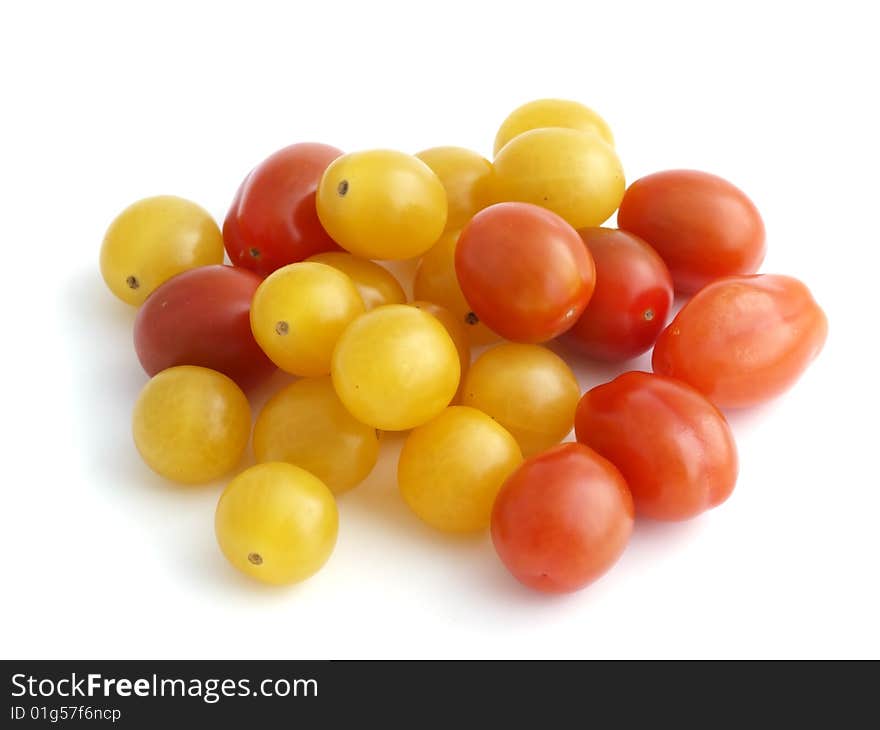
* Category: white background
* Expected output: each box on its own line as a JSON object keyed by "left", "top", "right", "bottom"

{"left": 1, "top": 0, "right": 878, "bottom": 659}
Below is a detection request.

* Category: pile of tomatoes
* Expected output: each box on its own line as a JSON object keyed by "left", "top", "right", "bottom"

{"left": 100, "top": 99, "right": 827, "bottom": 593}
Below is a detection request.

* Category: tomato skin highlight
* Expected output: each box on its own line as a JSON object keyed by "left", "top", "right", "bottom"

{"left": 493, "top": 98, "right": 615, "bottom": 156}
{"left": 224, "top": 143, "right": 343, "bottom": 276}
{"left": 617, "top": 169, "right": 766, "bottom": 293}
{"left": 563, "top": 228, "right": 673, "bottom": 361}
{"left": 652, "top": 274, "right": 828, "bottom": 409}
{"left": 134, "top": 265, "right": 275, "bottom": 389}
{"left": 455, "top": 202, "right": 595, "bottom": 343}
{"left": 491, "top": 442, "right": 634, "bottom": 594}
{"left": 575, "top": 372, "right": 738, "bottom": 521}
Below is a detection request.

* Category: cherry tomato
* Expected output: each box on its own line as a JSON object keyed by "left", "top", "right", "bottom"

{"left": 316, "top": 149, "right": 447, "bottom": 260}
{"left": 617, "top": 169, "right": 766, "bottom": 293}
{"left": 132, "top": 366, "right": 251, "bottom": 485}
{"left": 575, "top": 372, "right": 738, "bottom": 521}
{"left": 215, "top": 462, "right": 338, "bottom": 585}
{"left": 253, "top": 377, "right": 379, "bottom": 494}
{"left": 493, "top": 128, "right": 625, "bottom": 229}
{"left": 652, "top": 274, "right": 828, "bottom": 408}
{"left": 415, "top": 146, "right": 494, "bottom": 230}
{"left": 455, "top": 203, "right": 595, "bottom": 342}
{"left": 307, "top": 252, "right": 406, "bottom": 310}
{"left": 562, "top": 228, "right": 673, "bottom": 361}
{"left": 101, "top": 196, "right": 224, "bottom": 305}
{"left": 462, "top": 343, "right": 579, "bottom": 457}
{"left": 494, "top": 98, "right": 615, "bottom": 156}
{"left": 411, "top": 301, "right": 471, "bottom": 402}
{"left": 133, "top": 265, "right": 275, "bottom": 389}
{"left": 398, "top": 406, "right": 522, "bottom": 533}
{"left": 412, "top": 230, "right": 499, "bottom": 345}
{"left": 491, "top": 442, "right": 633, "bottom": 594}
{"left": 250, "top": 262, "right": 364, "bottom": 376}
{"left": 331, "top": 305, "right": 460, "bottom": 431}
{"left": 223, "top": 143, "right": 343, "bottom": 276}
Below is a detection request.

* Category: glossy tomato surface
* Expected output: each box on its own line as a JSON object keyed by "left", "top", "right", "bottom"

{"left": 563, "top": 228, "right": 673, "bottom": 361}
{"left": 455, "top": 203, "right": 595, "bottom": 342}
{"left": 101, "top": 196, "right": 224, "bottom": 305}
{"left": 491, "top": 442, "right": 634, "bottom": 594}
{"left": 652, "top": 274, "right": 828, "bottom": 408}
{"left": 575, "top": 372, "right": 738, "bottom": 521}
{"left": 617, "top": 169, "right": 766, "bottom": 293}
{"left": 134, "top": 265, "right": 275, "bottom": 389}
{"left": 316, "top": 149, "right": 447, "bottom": 260}
{"left": 224, "top": 143, "right": 343, "bottom": 276}
{"left": 493, "top": 98, "right": 615, "bottom": 155}
{"left": 493, "top": 128, "right": 625, "bottom": 230}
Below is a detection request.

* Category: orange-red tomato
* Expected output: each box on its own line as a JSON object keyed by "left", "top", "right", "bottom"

{"left": 617, "top": 170, "right": 765, "bottom": 294}
{"left": 491, "top": 442, "right": 634, "bottom": 594}
{"left": 652, "top": 274, "right": 828, "bottom": 408}
{"left": 575, "top": 372, "right": 738, "bottom": 521}
{"left": 224, "top": 143, "right": 343, "bottom": 276}
{"left": 563, "top": 228, "right": 673, "bottom": 361}
{"left": 455, "top": 202, "right": 595, "bottom": 343}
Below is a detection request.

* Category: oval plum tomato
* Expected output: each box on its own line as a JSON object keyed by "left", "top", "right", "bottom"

{"left": 101, "top": 196, "right": 224, "bottom": 305}
{"left": 134, "top": 265, "right": 275, "bottom": 389}
{"left": 492, "top": 128, "right": 625, "bottom": 229}
{"left": 224, "top": 143, "right": 343, "bottom": 276}
{"left": 455, "top": 202, "right": 595, "bottom": 343}
{"left": 491, "top": 442, "right": 634, "bottom": 594}
{"left": 316, "top": 149, "right": 447, "bottom": 260}
{"left": 493, "top": 98, "right": 615, "bottom": 156}
{"left": 575, "top": 372, "right": 738, "bottom": 521}
{"left": 652, "top": 274, "right": 828, "bottom": 408}
{"left": 563, "top": 228, "right": 673, "bottom": 361}
{"left": 617, "top": 170, "right": 766, "bottom": 293}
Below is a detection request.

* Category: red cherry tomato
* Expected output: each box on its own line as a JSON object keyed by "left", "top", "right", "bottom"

{"left": 491, "top": 442, "right": 633, "bottom": 594}
{"left": 455, "top": 202, "right": 595, "bottom": 343}
{"left": 134, "top": 265, "right": 275, "bottom": 389}
{"left": 617, "top": 170, "right": 766, "bottom": 293}
{"left": 575, "top": 372, "right": 738, "bottom": 521}
{"left": 652, "top": 274, "right": 827, "bottom": 409}
{"left": 224, "top": 143, "right": 343, "bottom": 276}
{"left": 562, "top": 228, "right": 673, "bottom": 360}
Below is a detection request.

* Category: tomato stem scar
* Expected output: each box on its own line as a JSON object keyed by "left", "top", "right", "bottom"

{"left": 249, "top": 247, "right": 261, "bottom": 258}
{"left": 247, "top": 552, "right": 263, "bottom": 566}
{"left": 337, "top": 180, "right": 349, "bottom": 196}
{"left": 643, "top": 309, "right": 654, "bottom": 321}
{"left": 465, "top": 312, "right": 479, "bottom": 326}
{"left": 126, "top": 275, "right": 140, "bottom": 289}
{"left": 275, "top": 321, "right": 289, "bottom": 336}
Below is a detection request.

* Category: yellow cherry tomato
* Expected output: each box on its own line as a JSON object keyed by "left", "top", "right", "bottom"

{"left": 415, "top": 146, "right": 494, "bottom": 230}
{"left": 493, "top": 128, "right": 625, "bottom": 229}
{"left": 316, "top": 149, "right": 447, "bottom": 260}
{"left": 250, "top": 261, "right": 364, "bottom": 376}
{"left": 132, "top": 366, "right": 251, "bottom": 484}
{"left": 307, "top": 252, "right": 406, "bottom": 310}
{"left": 411, "top": 301, "right": 471, "bottom": 403}
{"left": 493, "top": 98, "right": 615, "bottom": 156}
{"left": 331, "top": 304, "right": 460, "bottom": 431}
{"left": 215, "top": 462, "right": 338, "bottom": 585}
{"left": 412, "top": 230, "right": 500, "bottom": 346}
{"left": 253, "top": 376, "right": 379, "bottom": 494}
{"left": 398, "top": 406, "right": 522, "bottom": 532}
{"left": 100, "top": 195, "right": 224, "bottom": 305}
{"left": 462, "top": 343, "right": 580, "bottom": 457}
